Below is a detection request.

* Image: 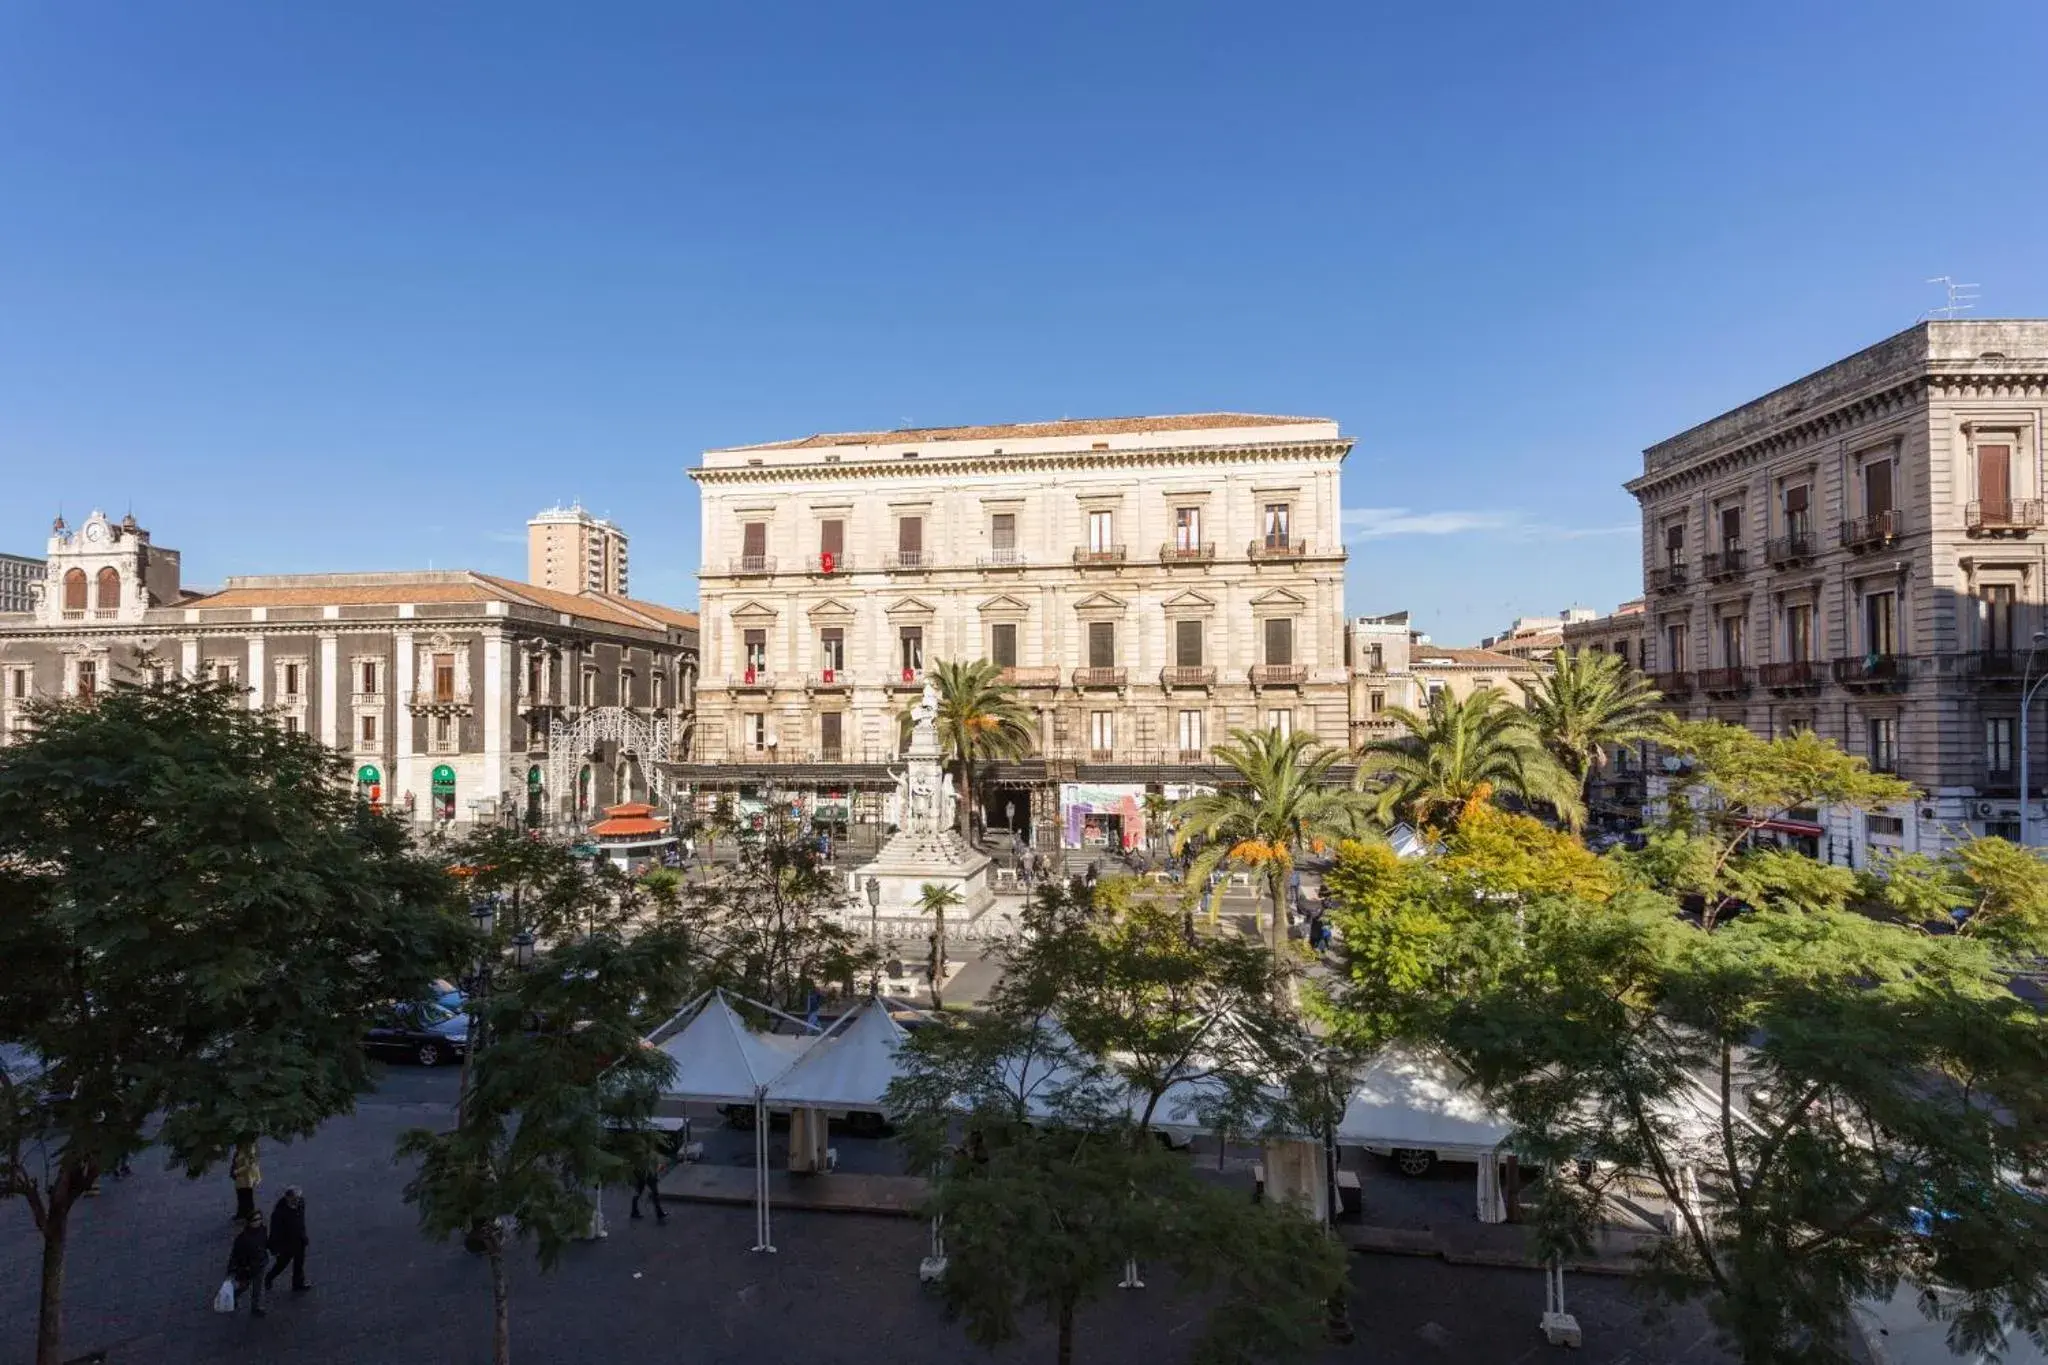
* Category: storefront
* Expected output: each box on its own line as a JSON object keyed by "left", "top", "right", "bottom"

{"left": 524, "top": 765, "right": 543, "bottom": 826}
{"left": 356, "top": 764, "right": 383, "bottom": 813}
{"left": 1059, "top": 782, "right": 1147, "bottom": 850}
{"left": 430, "top": 764, "right": 457, "bottom": 822}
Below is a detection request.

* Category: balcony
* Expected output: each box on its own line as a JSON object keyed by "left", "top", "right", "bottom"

{"left": 1651, "top": 670, "right": 1694, "bottom": 698}
{"left": 1766, "top": 531, "right": 1817, "bottom": 567}
{"left": 1698, "top": 666, "right": 1752, "bottom": 697}
{"left": 1072, "top": 667, "right": 1127, "bottom": 689}
{"left": 886, "top": 669, "right": 928, "bottom": 690}
{"left": 1159, "top": 665, "right": 1217, "bottom": 688}
{"left": 1831, "top": 654, "right": 1908, "bottom": 691}
{"left": 1839, "top": 510, "right": 1904, "bottom": 553}
{"left": 1702, "top": 547, "right": 1747, "bottom": 581}
{"left": 809, "top": 552, "right": 854, "bottom": 575}
{"left": 1648, "top": 563, "right": 1689, "bottom": 594}
{"left": 728, "top": 555, "right": 776, "bottom": 576}
{"left": 1968, "top": 650, "right": 2026, "bottom": 686}
{"left": 727, "top": 670, "right": 775, "bottom": 692}
{"left": 1249, "top": 664, "right": 1307, "bottom": 688}
{"left": 807, "top": 669, "right": 852, "bottom": 691}
{"left": 1967, "top": 500, "right": 2045, "bottom": 536}
{"left": 403, "top": 688, "right": 474, "bottom": 713}
{"left": 884, "top": 551, "right": 931, "bottom": 571}
{"left": 1757, "top": 660, "right": 1825, "bottom": 693}
{"left": 999, "top": 666, "right": 1062, "bottom": 688}
{"left": 1159, "top": 542, "right": 1217, "bottom": 565}
{"left": 1177, "top": 749, "right": 1206, "bottom": 764}
{"left": 1073, "top": 546, "right": 1127, "bottom": 566}
{"left": 1247, "top": 539, "right": 1309, "bottom": 561}
{"left": 977, "top": 549, "right": 1027, "bottom": 569}
{"left": 1088, "top": 748, "right": 1117, "bottom": 764}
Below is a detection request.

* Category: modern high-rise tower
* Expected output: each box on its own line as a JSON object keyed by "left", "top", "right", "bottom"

{"left": 528, "top": 504, "right": 628, "bottom": 596}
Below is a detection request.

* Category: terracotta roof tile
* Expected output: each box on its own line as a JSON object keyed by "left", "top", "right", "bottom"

{"left": 188, "top": 582, "right": 498, "bottom": 608}
{"left": 734, "top": 412, "right": 1326, "bottom": 451}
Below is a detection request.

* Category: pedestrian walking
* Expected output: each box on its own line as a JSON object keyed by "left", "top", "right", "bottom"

{"left": 231, "top": 1139, "right": 261, "bottom": 1222}
{"left": 628, "top": 1156, "right": 667, "bottom": 1223}
{"left": 264, "top": 1187, "right": 312, "bottom": 1293}
{"left": 227, "top": 1210, "right": 270, "bottom": 1318}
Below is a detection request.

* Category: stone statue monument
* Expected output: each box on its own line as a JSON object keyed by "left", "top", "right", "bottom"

{"left": 855, "top": 678, "right": 994, "bottom": 924}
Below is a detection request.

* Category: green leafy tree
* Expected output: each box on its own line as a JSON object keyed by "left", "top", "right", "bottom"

{"left": 1354, "top": 686, "right": 1585, "bottom": 831}
{"left": 1524, "top": 648, "right": 1663, "bottom": 803}
{"left": 1172, "top": 727, "right": 1370, "bottom": 955}
{"left": 917, "top": 882, "right": 964, "bottom": 1008}
{"left": 0, "top": 678, "right": 465, "bottom": 1365}
{"left": 398, "top": 844, "right": 690, "bottom": 1365}
{"left": 923, "top": 658, "right": 1036, "bottom": 842}
{"left": 1857, "top": 839, "right": 2048, "bottom": 956}
{"left": 1324, "top": 724, "right": 2048, "bottom": 1364}
{"left": 683, "top": 831, "right": 869, "bottom": 1012}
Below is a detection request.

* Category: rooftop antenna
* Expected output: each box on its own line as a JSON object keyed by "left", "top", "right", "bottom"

{"left": 1924, "top": 276, "right": 1980, "bottom": 320}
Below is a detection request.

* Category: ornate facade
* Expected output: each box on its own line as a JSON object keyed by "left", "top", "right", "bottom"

{"left": 1625, "top": 319, "right": 2048, "bottom": 859}
{"left": 0, "top": 511, "right": 697, "bottom": 829}
{"left": 676, "top": 414, "right": 1351, "bottom": 850}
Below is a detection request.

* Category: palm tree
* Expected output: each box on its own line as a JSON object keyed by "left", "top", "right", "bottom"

{"left": 1523, "top": 649, "right": 1663, "bottom": 806}
{"left": 1355, "top": 687, "right": 1584, "bottom": 831}
{"left": 923, "top": 659, "right": 1036, "bottom": 843}
{"left": 916, "top": 882, "right": 963, "bottom": 1008}
{"left": 1170, "top": 727, "right": 1369, "bottom": 958}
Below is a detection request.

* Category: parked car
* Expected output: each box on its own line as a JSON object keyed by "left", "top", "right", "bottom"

{"left": 362, "top": 1001, "right": 470, "bottom": 1067}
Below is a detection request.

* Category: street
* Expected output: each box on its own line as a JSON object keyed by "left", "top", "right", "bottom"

{"left": 0, "top": 1065, "right": 1741, "bottom": 1365}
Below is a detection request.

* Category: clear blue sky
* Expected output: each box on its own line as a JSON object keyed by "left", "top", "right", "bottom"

{"left": 5, "top": 1, "right": 2045, "bottom": 644}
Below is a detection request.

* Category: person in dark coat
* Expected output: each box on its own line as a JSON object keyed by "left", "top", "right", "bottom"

{"left": 264, "top": 1186, "right": 311, "bottom": 1292}
{"left": 628, "top": 1155, "right": 667, "bottom": 1223}
{"left": 227, "top": 1210, "right": 270, "bottom": 1317}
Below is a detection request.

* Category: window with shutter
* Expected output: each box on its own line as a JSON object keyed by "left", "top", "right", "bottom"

{"left": 990, "top": 622, "right": 1017, "bottom": 668}
{"left": 1263, "top": 504, "right": 1291, "bottom": 548}
{"left": 1784, "top": 484, "right": 1810, "bottom": 537}
{"left": 1978, "top": 444, "right": 2012, "bottom": 519}
{"left": 1864, "top": 592, "right": 1897, "bottom": 654}
{"left": 95, "top": 567, "right": 120, "bottom": 610}
{"left": 1087, "top": 510, "right": 1114, "bottom": 554}
{"left": 820, "top": 712, "right": 843, "bottom": 756}
{"left": 899, "top": 626, "right": 923, "bottom": 674}
{"left": 1175, "top": 619, "right": 1203, "bottom": 667}
{"left": 1980, "top": 585, "right": 2016, "bottom": 654}
{"left": 898, "top": 516, "right": 923, "bottom": 563}
{"left": 1664, "top": 522, "right": 1685, "bottom": 564}
{"left": 1175, "top": 507, "right": 1201, "bottom": 551}
{"left": 819, "top": 627, "right": 844, "bottom": 673}
{"left": 1719, "top": 506, "right": 1742, "bottom": 550}
{"left": 1264, "top": 618, "right": 1294, "bottom": 666}
{"left": 62, "top": 569, "right": 86, "bottom": 612}
{"left": 433, "top": 655, "right": 456, "bottom": 703}
{"left": 743, "top": 630, "right": 767, "bottom": 673}
{"left": 1087, "top": 621, "right": 1115, "bottom": 668}
{"left": 1865, "top": 460, "right": 1894, "bottom": 517}
{"left": 742, "top": 522, "right": 767, "bottom": 559}
{"left": 819, "top": 519, "right": 844, "bottom": 556}
{"left": 990, "top": 513, "right": 1016, "bottom": 551}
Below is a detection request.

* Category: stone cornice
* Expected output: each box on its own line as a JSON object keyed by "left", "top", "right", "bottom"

{"left": 690, "top": 439, "right": 1352, "bottom": 486}
{"left": 0, "top": 617, "right": 695, "bottom": 654}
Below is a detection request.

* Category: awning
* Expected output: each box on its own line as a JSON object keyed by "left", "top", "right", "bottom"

{"left": 1335, "top": 1044, "right": 1513, "bottom": 1160}
{"left": 1743, "top": 817, "right": 1825, "bottom": 838}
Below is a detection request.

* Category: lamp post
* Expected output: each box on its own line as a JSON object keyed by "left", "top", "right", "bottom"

{"left": 2021, "top": 631, "right": 2048, "bottom": 848}
{"left": 864, "top": 876, "right": 882, "bottom": 994}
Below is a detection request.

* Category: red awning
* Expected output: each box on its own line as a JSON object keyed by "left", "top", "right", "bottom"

{"left": 590, "top": 816, "right": 669, "bottom": 838}
{"left": 1744, "top": 817, "right": 1825, "bottom": 838}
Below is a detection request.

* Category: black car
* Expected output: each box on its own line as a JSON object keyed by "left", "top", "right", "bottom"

{"left": 362, "top": 1001, "right": 470, "bottom": 1067}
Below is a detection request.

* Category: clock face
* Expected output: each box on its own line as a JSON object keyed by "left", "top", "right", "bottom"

{"left": 84, "top": 521, "right": 106, "bottom": 543}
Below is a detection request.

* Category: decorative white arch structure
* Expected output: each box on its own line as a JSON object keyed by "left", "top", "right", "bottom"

{"left": 547, "top": 706, "right": 674, "bottom": 817}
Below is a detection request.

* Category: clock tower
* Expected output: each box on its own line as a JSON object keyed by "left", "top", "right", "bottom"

{"left": 34, "top": 511, "right": 182, "bottom": 627}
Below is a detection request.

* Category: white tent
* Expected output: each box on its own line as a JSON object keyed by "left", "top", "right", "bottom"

{"left": 763, "top": 997, "right": 909, "bottom": 1111}
{"left": 653, "top": 991, "right": 813, "bottom": 1105}
{"left": 1335, "top": 1044, "right": 1512, "bottom": 1157}
{"left": 1853, "top": 1285, "right": 2048, "bottom": 1365}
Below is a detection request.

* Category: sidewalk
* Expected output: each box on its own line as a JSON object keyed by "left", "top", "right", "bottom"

{"left": 660, "top": 1163, "right": 927, "bottom": 1215}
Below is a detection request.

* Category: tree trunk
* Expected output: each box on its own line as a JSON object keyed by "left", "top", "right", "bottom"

{"left": 932, "top": 904, "right": 947, "bottom": 1011}
{"left": 1056, "top": 1294, "right": 1075, "bottom": 1365}
{"left": 489, "top": 1237, "right": 511, "bottom": 1365}
{"left": 36, "top": 1184, "right": 73, "bottom": 1365}
{"left": 957, "top": 750, "right": 974, "bottom": 843}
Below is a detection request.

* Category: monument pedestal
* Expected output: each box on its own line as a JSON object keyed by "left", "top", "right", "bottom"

{"left": 851, "top": 680, "right": 996, "bottom": 928}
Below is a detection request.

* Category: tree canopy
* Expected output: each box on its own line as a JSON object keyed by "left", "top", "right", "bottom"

{"left": 1523, "top": 648, "right": 1662, "bottom": 798}
{"left": 1354, "top": 686, "right": 1584, "bottom": 831}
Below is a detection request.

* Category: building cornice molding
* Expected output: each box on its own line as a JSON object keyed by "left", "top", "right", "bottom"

{"left": 690, "top": 439, "right": 1353, "bottom": 487}
{"left": 1626, "top": 378, "right": 1933, "bottom": 502}
{"left": 0, "top": 616, "right": 693, "bottom": 653}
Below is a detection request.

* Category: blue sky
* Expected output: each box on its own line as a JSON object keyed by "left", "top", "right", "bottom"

{"left": 4, "top": 1, "right": 2045, "bottom": 644}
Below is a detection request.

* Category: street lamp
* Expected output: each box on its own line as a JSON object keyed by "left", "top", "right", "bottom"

{"left": 470, "top": 898, "right": 495, "bottom": 940}
{"left": 864, "top": 876, "right": 882, "bottom": 994}
{"left": 511, "top": 930, "right": 536, "bottom": 971}
{"left": 2021, "top": 631, "right": 2048, "bottom": 848}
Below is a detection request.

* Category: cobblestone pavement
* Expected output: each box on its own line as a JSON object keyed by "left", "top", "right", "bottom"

{"left": 1, "top": 1066, "right": 1740, "bottom": 1365}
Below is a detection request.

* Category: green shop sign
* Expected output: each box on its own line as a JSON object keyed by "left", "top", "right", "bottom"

{"left": 430, "top": 765, "right": 457, "bottom": 791}
{"left": 356, "top": 765, "right": 381, "bottom": 785}
{"left": 527, "top": 765, "right": 543, "bottom": 788}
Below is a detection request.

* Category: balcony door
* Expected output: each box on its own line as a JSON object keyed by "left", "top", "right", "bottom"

{"left": 1088, "top": 510, "right": 1115, "bottom": 555}
{"left": 1784, "top": 484, "right": 1810, "bottom": 539}
{"left": 1863, "top": 591, "right": 1897, "bottom": 656}
{"left": 1175, "top": 507, "right": 1202, "bottom": 552}
{"left": 1175, "top": 619, "right": 1203, "bottom": 668}
{"left": 1979, "top": 443, "right": 2013, "bottom": 521}
{"left": 898, "top": 516, "right": 924, "bottom": 567}
{"left": 820, "top": 712, "right": 842, "bottom": 760}
{"left": 1264, "top": 618, "right": 1294, "bottom": 667}
{"left": 1785, "top": 604, "right": 1813, "bottom": 662}
{"left": 1719, "top": 505, "right": 1742, "bottom": 553}
{"left": 1664, "top": 522, "right": 1685, "bottom": 567}
{"left": 1718, "top": 614, "right": 1744, "bottom": 668}
{"left": 1864, "top": 459, "right": 1894, "bottom": 519}
{"left": 898, "top": 626, "right": 924, "bottom": 676}
{"left": 1979, "top": 584, "right": 2016, "bottom": 655}
{"left": 1087, "top": 621, "right": 1115, "bottom": 669}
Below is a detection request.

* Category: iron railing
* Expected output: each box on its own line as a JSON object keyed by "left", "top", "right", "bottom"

{"left": 1840, "top": 510, "right": 1904, "bottom": 551}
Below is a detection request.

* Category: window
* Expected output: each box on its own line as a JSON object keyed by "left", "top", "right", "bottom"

{"left": 1266, "top": 708, "right": 1294, "bottom": 738}
{"left": 1978, "top": 443, "right": 2012, "bottom": 518}
{"left": 990, "top": 513, "right": 1017, "bottom": 558}
{"left": 1087, "top": 621, "right": 1116, "bottom": 669}
{"left": 62, "top": 569, "right": 86, "bottom": 612}
{"left": 95, "top": 567, "right": 120, "bottom": 611}
{"left": 1174, "top": 506, "right": 1202, "bottom": 551}
{"left": 1664, "top": 522, "right": 1685, "bottom": 566}
{"left": 652, "top": 671, "right": 665, "bottom": 708}
{"left": 747, "top": 712, "right": 767, "bottom": 752}
{"left": 820, "top": 627, "right": 845, "bottom": 674}
{"left": 1087, "top": 509, "right": 1115, "bottom": 554}
{"left": 1719, "top": 505, "right": 1742, "bottom": 552}
{"left": 1864, "top": 458, "right": 1894, "bottom": 518}
{"left": 1089, "top": 710, "right": 1115, "bottom": 753}
{"left": 1719, "top": 613, "right": 1745, "bottom": 667}
{"left": 1368, "top": 643, "right": 1384, "bottom": 671}
{"left": 8, "top": 668, "right": 26, "bottom": 698}
{"left": 990, "top": 622, "right": 1017, "bottom": 669}
{"left": 1262, "top": 503, "right": 1291, "bottom": 549}
{"left": 1867, "top": 716, "right": 1898, "bottom": 774}
{"left": 1784, "top": 484, "right": 1811, "bottom": 539}
{"left": 619, "top": 668, "right": 635, "bottom": 703}
{"left": 435, "top": 714, "right": 453, "bottom": 748}
{"left": 1864, "top": 591, "right": 1897, "bottom": 655}
{"left": 1867, "top": 814, "right": 1905, "bottom": 837}
{"left": 899, "top": 626, "right": 924, "bottom": 676}
{"left": 282, "top": 663, "right": 301, "bottom": 698}
{"left": 283, "top": 714, "right": 301, "bottom": 735}
{"left": 360, "top": 713, "right": 379, "bottom": 745}
{"left": 212, "top": 660, "right": 237, "bottom": 685}
{"left": 360, "top": 660, "right": 380, "bottom": 695}
{"left": 898, "top": 516, "right": 924, "bottom": 567}
{"left": 743, "top": 629, "right": 767, "bottom": 675}
{"left": 819, "top": 518, "right": 844, "bottom": 559}
{"left": 741, "top": 521, "right": 767, "bottom": 566}
{"left": 1264, "top": 618, "right": 1294, "bottom": 667}
{"left": 1369, "top": 690, "right": 1385, "bottom": 714}
{"left": 581, "top": 667, "right": 597, "bottom": 706}
{"left": 1664, "top": 622, "right": 1687, "bottom": 671}
{"left": 1785, "top": 604, "right": 1814, "bottom": 662}
{"left": 1980, "top": 584, "right": 2016, "bottom": 655}
{"left": 433, "top": 653, "right": 456, "bottom": 703}
{"left": 526, "top": 654, "right": 546, "bottom": 699}
{"left": 820, "top": 712, "right": 843, "bottom": 758}
{"left": 1987, "top": 717, "right": 2015, "bottom": 776}
{"left": 75, "top": 661, "right": 96, "bottom": 699}
{"left": 1175, "top": 619, "right": 1203, "bottom": 668}
{"left": 1177, "top": 709, "right": 1204, "bottom": 755}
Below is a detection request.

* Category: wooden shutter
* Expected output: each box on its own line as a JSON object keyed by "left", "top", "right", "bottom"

{"left": 821, "top": 713, "right": 842, "bottom": 751}
{"left": 819, "top": 519, "right": 844, "bottom": 556}
{"left": 991, "top": 623, "right": 1017, "bottom": 667}
{"left": 1978, "top": 444, "right": 2012, "bottom": 514}
{"left": 1785, "top": 485, "right": 1808, "bottom": 517}
{"left": 1176, "top": 619, "right": 1203, "bottom": 667}
{"left": 1865, "top": 460, "right": 1893, "bottom": 517}
{"left": 63, "top": 569, "right": 86, "bottom": 611}
{"left": 1264, "top": 618, "right": 1294, "bottom": 666}
{"left": 990, "top": 514, "right": 1016, "bottom": 551}
{"left": 899, "top": 517, "right": 922, "bottom": 554}
{"left": 1664, "top": 523, "right": 1684, "bottom": 557}
{"left": 1088, "top": 621, "right": 1115, "bottom": 668}
{"left": 742, "top": 522, "right": 767, "bottom": 558}
{"left": 95, "top": 567, "right": 120, "bottom": 609}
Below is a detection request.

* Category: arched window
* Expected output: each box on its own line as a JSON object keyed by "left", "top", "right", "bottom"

{"left": 62, "top": 569, "right": 87, "bottom": 612}
{"left": 95, "top": 567, "right": 120, "bottom": 611}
